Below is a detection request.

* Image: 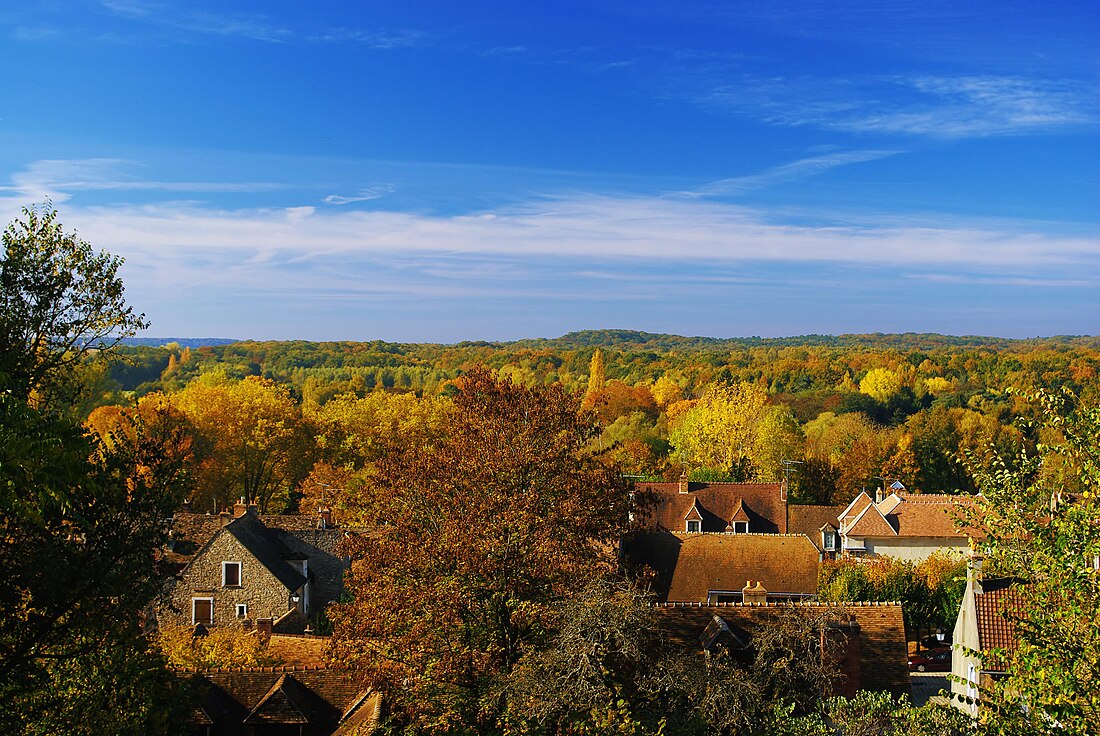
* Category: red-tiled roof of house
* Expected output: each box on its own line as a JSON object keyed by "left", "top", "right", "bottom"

{"left": 889, "top": 500, "right": 974, "bottom": 538}
{"left": 788, "top": 504, "right": 846, "bottom": 549}
{"left": 652, "top": 602, "right": 911, "bottom": 699}
{"left": 634, "top": 482, "right": 787, "bottom": 533}
{"left": 846, "top": 505, "right": 898, "bottom": 538}
{"left": 975, "top": 578, "right": 1027, "bottom": 672}
{"left": 267, "top": 634, "right": 330, "bottom": 668}
{"left": 622, "top": 531, "right": 820, "bottom": 603}
{"left": 183, "top": 669, "right": 377, "bottom": 734}
{"left": 839, "top": 492, "right": 874, "bottom": 525}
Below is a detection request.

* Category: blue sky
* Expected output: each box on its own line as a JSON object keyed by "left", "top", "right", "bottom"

{"left": 1, "top": 1, "right": 1097, "bottom": 342}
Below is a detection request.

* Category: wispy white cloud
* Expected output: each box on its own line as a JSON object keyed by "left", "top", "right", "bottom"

{"left": 323, "top": 185, "right": 395, "bottom": 205}
{"left": 2, "top": 159, "right": 284, "bottom": 203}
{"left": 701, "top": 74, "right": 1097, "bottom": 138}
{"left": 41, "top": 193, "right": 1097, "bottom": 278}
{"left": 100, "top": 0, "right": 292, "bottom": 42}
{"left": 98, "top": 0, "right": 422, "bottom": 47}
{"left": 676, "top": 149, "right": 902, "bottom": 198}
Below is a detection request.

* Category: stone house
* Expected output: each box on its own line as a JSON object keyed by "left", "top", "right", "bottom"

{"left": 161, "top": 501, "right": 356, "bottom": 632}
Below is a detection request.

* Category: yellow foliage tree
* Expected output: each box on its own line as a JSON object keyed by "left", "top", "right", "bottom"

{"left": 669, "top": 382, "right": 768, "bottom": 476}
{"left": 581, "top": 349, "right": 606, "bottom": 411}
{"left": 858, "top": 368, "right": 903, "bottom": 402}
{"left": 175, "top": 374, "right": 316, "bottom": 512}
{"left": 157, "top": 626, "right": 282, "bottom": 669}
{"left": 650, "top": 376, "right": 684, "bottom": 409}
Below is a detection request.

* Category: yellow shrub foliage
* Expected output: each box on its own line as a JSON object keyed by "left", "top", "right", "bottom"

{"left": 157, "top": 625, "right": 283, "bottom": 669}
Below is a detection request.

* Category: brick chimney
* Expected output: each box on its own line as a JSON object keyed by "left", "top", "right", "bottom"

{"left": 679, "top": 474, "right": 690, "bottom": 494}
{"left": 317, "top": 507, "right": 333, "bottom": 529}
{"left": 822, "top": 619, "right": 862, "bottom": 698}
{"left": 742, "top": 580, "right": 768, "bottom": 605}
{"left": 256, "top": 618, "right": 273, "bottom": 639}
{"left": 875, "top": 486, "right": 885, "bottom": 504}
{"left": 233, "top": 497, "right": 249, "bottom": 517}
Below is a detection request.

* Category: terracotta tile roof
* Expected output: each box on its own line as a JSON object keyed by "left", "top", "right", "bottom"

{"left": 245, "top": 673, "right": 314, "bottom": 724}
{"left": 622, "top": 531, "right": 820, "bottom": 603}
{"left": 185, "top": 669, "right": 374, "bottom": 733}
{"left": 888, "top": 498, "right": 975, "bottom": 538}
{"left": 653, "top": 602, "right": 911, "bottom": 699}
{"left": 839, "top": 492, "right": 873, "bottom": 524}
{"left": 788, "top": 505, "right": 846, "bottom": 549}
{"left": 634, "top": 482, "right": 787, "bottom": 533}
{"left": 845, "top": 505, "right": 898, "bottom": 538}
{"left": 267, "top": 634, "right": 330, "bottom": 667}
{"left": 975, "top": 578, "right": 1027, "bottom": 672}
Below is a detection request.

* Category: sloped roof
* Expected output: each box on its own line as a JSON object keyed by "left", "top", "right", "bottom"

{"left": 839, "top": 491, "right": 873, "bottom": 525}
{"left": 683, "top": 499, "right": 704, "bottom": 522}
{"left": 845, "top": 504, "right": 898, "bottom": 538}
{"left": 728, "top": 499, "right": 750, "bottom": 524}
{"left": 788, "top": 504, "right": 847, "bottom": 549}
{"left": 245, "top": 673, "right": 315, "bottom": 724}
{"left": 224, "top": 513, "right": 308, "bottom": 592}
{"left": 875, "top": 493, "right": 904, "bottom": 515}
{"left": 188, "top": 669, "right": 371, "bottom": 732}
{"left": 653, "top": 602, "right": 910, "bottom": 699}
{"left": 622, "top": 531, "right": 820, "bottom": 603}
{"left": 634, "top": 482, "right": 786, "bottom": 533}
{"left": 889, "top": 499, "right": 975, "bottom": 538}
{"left": 975, "top": 578, "right": 1027, "bottom": 672}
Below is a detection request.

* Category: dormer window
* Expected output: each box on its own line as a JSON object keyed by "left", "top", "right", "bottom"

{"left": 222, "top": 561, "right": 242, "bottom": 587}
{"left": 686, "top": 520, "right": 701, "bottom": 533}
{"left": 822, "top": 531, "right": 837, "bottom": 551}
{"left": 732, "top": 521, "right": 748, "bottom": 534}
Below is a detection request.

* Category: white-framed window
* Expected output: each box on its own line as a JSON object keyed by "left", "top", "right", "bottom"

{"left": 192, "top": 597, "right": 214, "bottom": 625}
{"left": 823, "top": 531, "right": 837, "bottom": 550}
{"left": 733, "top": 521, "right": 748, "bottom": 534}
{"left": 686, "top": 520, "right": 701, "bottom": 533}
{"left": 235, "top": 603, "right": 248, "bottom": 617}
{"left": 222, "top": 561, "right": 242, "bottom": 587}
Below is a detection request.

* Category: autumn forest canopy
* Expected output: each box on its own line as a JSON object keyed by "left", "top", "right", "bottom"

{"left": 79, "top": 328, "right": 1100, "bottom": 514}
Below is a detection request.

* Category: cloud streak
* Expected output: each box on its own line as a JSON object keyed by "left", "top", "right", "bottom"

{"left": 677, "top": 149, "right": 902, "bottom": 198}
{"left": 701, "top": 74, "right": 1097, "bottom": 138}
{"left": 3, "top": 159, "right": 284, "bottom": 202}
{"left": 49, "top": 194, "right": 1097, "bottom": 276}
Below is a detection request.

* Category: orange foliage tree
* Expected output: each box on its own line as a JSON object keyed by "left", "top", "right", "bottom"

{"left": 329, "top": 368, "right": 631, "bottom": 732}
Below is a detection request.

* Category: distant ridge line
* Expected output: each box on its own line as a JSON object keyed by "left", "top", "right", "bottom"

{"left": 122, "top": 337, "right": 239, "bottom": 348}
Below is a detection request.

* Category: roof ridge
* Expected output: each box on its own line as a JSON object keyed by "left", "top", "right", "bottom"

{"left": 170, "top": 664, "right": 346, "bottom": 673}
{"left": 670, "top": 532, "right": 810, "bottom": 538}
{"left": 651, "top": 600, "right": 902, "bottom": 609}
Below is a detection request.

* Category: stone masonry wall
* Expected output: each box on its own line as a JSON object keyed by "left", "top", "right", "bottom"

{"left": 164, "top": 530, "right": 292, "bottom": 629}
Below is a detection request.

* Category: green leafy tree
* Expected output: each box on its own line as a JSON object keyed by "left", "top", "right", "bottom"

{"left": 0, "top": 205, "right": 148, "bottom": 408}
{"left": 0, "top": 207, "right": 188, "bottom": 733}
{"left": 960, "top": 389, "right": 1100, "bottom": 735}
